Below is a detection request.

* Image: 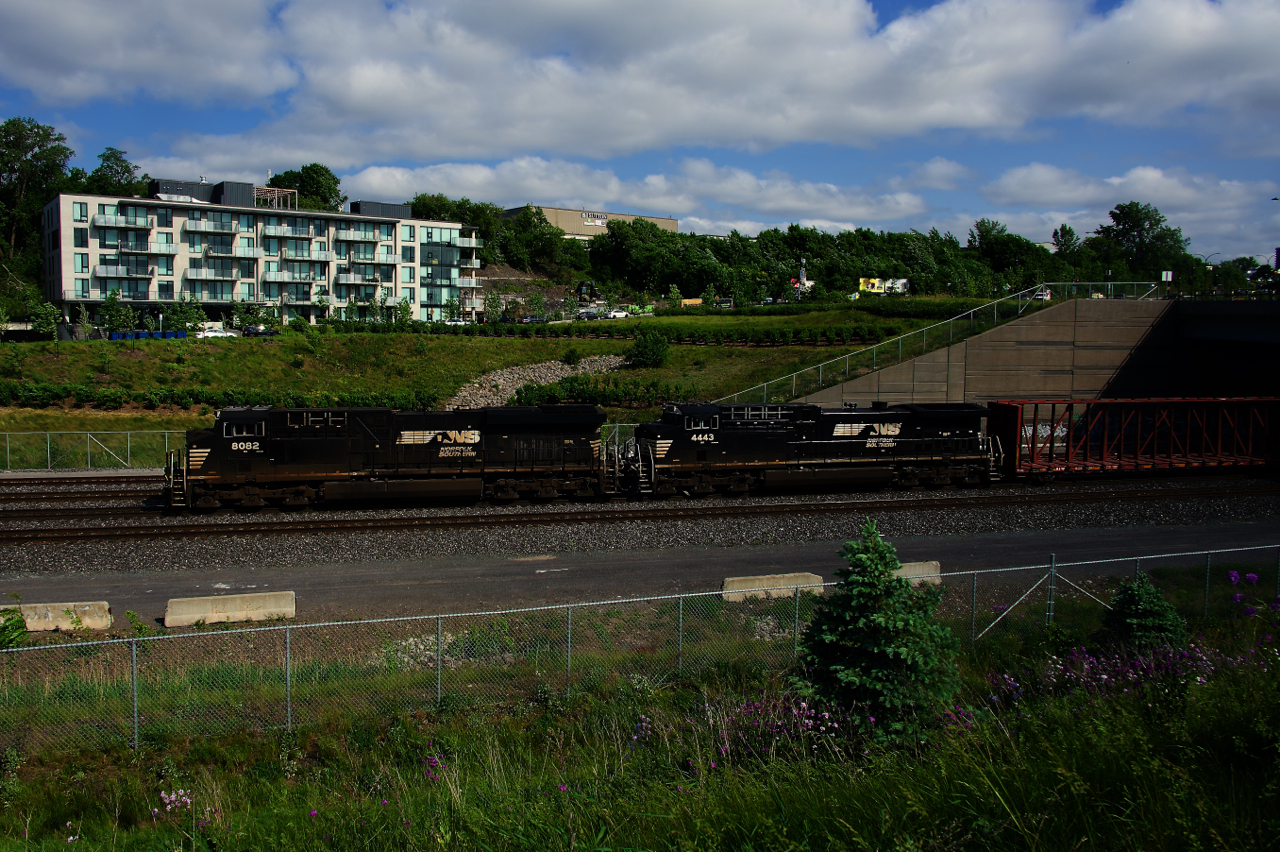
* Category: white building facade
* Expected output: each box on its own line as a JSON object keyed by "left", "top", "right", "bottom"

{"left": 42, "top": 179, "right": 484, "bottom": 324}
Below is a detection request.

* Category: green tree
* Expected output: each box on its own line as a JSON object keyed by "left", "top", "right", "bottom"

{"left": 1051, "top": 223, "right": 1081, "bottom": 259}
{"left": 625, "top": 328, "right": 670, "bottom": 368}
{"left": 443, "top": 297, "right": 462, "bottom": 322}
{"left": 1093, "top": 201, "right": 1189, "bottom": 279}
{"left": 700, "top": 282, "right": 716, "bottom": 304}
{"left": 99, "top": 289, "right": 138, "bottom": 335}
{"left": 167, "top": 294, "right": 207, "bottom": 334}
{"left": 0, "top": 118, "right": 74, "bottom": 277}
{"left": 666, "top": 283, "right": 683, "bottom": 307}
{"left": 267, "top": 164, "right": 347, "bottom": 212}
{"left": 28, "top": 300, "right": 61, "bottom": 355}
{"left": 83, "top": 147, "right": 149, "bottom": 197}
{"left": 526, "top": 290, "right": 546, "bottom": 318}
{"left": 0, "top": 305, "right": 8, "bottom": 342}
{"left": 1101, "top": 575, "right": 1187, "bottom": 651}
{"left": 482, "top": 287, "right": 502, "bottom": 322}
{"left": 796, "top": 519, "right": 960, "bottom": 739}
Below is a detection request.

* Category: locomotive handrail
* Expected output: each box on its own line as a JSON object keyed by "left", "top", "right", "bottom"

{"left": 714, "top": 283, "right": 1054, "bottom": 405}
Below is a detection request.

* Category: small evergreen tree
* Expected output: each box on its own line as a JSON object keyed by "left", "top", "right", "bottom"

{"left": 29, "top": 300, "right": 61, "bottom": 355}
{"left": 796, "top": 519, "right": 959, "bottom": 739}
{"left": 1101, "top": 575, "right": 1187, "bottom": 651}
{"left": 666, "top": 283, "right": 683, "bottom": 308}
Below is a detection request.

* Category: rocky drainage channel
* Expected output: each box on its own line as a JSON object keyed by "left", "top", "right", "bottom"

{"left": 0, "top": 482, "right": 1275, "bottom": 577}
{"left": 444, "top": 355, "right": 625, "bottom": 408}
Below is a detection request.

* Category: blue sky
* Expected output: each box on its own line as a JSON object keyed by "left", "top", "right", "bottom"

{"left": 2, "top": 0, "right": 1276, "bottom": 261}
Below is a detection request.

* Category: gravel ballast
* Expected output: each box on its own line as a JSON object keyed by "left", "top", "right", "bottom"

{"left": 1, "top": 479, "right": 1276, "bottom": 578}
{"left": 444, "top": 355, "right": 625, "bottom": 408}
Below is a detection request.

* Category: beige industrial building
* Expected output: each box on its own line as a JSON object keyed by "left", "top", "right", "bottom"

{"left": 503, "top": 206, "right": 678, "bottom": 241}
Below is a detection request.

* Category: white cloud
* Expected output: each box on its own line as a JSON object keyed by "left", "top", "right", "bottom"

{"left": 888, "top": 157, "right": 977, "bottom": 191}
{"left": 340, "top": 157, "right": 927, "bottom": 227}
{"left": 4, "top": 0, "right": 1277, "bottom": 161}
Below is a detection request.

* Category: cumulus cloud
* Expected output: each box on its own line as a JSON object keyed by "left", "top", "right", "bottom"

{"left": 340, "top": 157, "right": 926, "bottom": 229}
{"left": 4, "top": 0, "right": 1277, "bottom": 162}
{"left": 888, "top": 157, "right": 977, "bottom": 191}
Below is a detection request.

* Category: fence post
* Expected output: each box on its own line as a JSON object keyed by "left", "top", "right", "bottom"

{"left": 127, "top": 433, "right": 131, "bottom": 468}
{"left": 285, "top": 627, "right": 292, "bottom": 732}
{"left": 898, "top": 337, "right": 902, "bottom": 364}
{"left": 436, "top": 616, "right": 443, "bottom": 704}
{"left": 872, "top": 345, "right": 876, "bottom": 371}
{"left": 130, "top": 639, "right": 139, "bottom": 750}
{"left": 1046, "top": 554, "right": 1056, "bottom": 625}
{"left": 46, "top": 433, "right": 51, "bottom": 470}
{"left": 677, "top": 596, "right": 684, "bottom": 673}
{"left": 1135, "top": 558, "right": 1141, "bottom": 581}
{"left": 792, "top": 586, "right": 801, "bottom": 660}
{"left": 970, "top": 572, "right": 977, "bottom": 645}
{"left": 4, "top": 433, "right": 8, "bottom": 470}
{"left": 1275, "top": 548, "right": 1279, "bottom": 600}
{"left": 1203, "top": 553, "right": 1212, "bottom": 619}
{"left": 792, "top": 373, "right": 796, "bottom": 398}
{"left": 565, "top": 606, "right": 572, "bottom": 697}
{"left": 86, "top": 434, "right": 91, "bottom": 469}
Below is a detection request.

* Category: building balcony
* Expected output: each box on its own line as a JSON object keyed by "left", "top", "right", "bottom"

{"left": 311, "top": 250, "right": 336, "bottom": 262}
{"left": 92, "top": 214, "right": 154, "bottom": 229}
{"left": 456, "top": 237, "right": 484, "bottom": 248}
{"left": 204, "top": 244, "right": 236, "bottom": 257}
{"left": 262, "top": 224, "right": 312, "bottom": 238}
{"left": 119, "top": 242, "right": 180, "bottom": 255}
{"left": 184, "top": 219, "right": 235, "bottom": 234}
{"left": 375, "top": 254, "right": 400, "bottom": 265}
{"left": 336, "top": 272, "right": 382, "bottom": 284}
{"left": 459, "top": 258, "right": 480, "bottom": 269}
{"left": 333, "top": 229, "right": 379, "bottom": 242}
{"left": 233, "top": 246, "right": 264, "bottom": 258}
{"left": 263, "top": 270, "right": 317, "bottom": 283}
{"left": 281, "top": 247, "right": 313, "bottom": 260}
{"left": 184, "top": 268, "right": 237, "bottom": 281}
{"left": 93, "top": 265, "right": 154, "bottom": 279}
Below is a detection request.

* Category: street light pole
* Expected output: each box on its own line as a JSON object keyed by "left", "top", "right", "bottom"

{"left": 1194, "top": 253, "right": 1220, "bottom": 300}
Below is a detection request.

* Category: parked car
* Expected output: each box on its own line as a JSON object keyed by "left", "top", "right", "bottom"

{"left": 577, "top": 310, "right": 600, "bottom": 321}
{"left": 196, "top": 328, "right": 236, "bottom": 339}
{"left": 443, "top": 318, "right": 469, "bottom": 326}
{"left": 241, "top": 325, "right": 280, "bottom": 337}
{"left": 605, "top": 309, "right": 629, "bottom": 319}
{"left": 521, "top": 316, "right": 548, "bottom": 324}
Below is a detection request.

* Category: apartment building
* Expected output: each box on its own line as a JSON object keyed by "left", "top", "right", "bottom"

{"left": 42, "top": 179, "right": 485, "bottom": 325}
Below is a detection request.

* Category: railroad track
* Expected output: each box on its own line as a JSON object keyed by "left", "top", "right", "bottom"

{"left": 0, "top": 489, "right": 161, "bottom": 504}
{"left": 0, "top": 482, "right": 1273, "bottom": 544}
{"left": 0, "top": 475, "right": 164, "bottom": 488}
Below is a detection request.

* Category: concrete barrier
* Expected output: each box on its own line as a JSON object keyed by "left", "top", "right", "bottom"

{"left": 897, "top": 561, "right": 942, "bottom": 586}
{"left": 164, "top": 591, "right": 295, "bottom": 628}
{"left": 20, "top": 601, "right": 112, "bottom": 632}
{"left": 722, "top": 573, "right": 824, "bottom": 602}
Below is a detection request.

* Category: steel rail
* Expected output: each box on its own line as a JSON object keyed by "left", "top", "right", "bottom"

{"left": 0, "top": 482, "right": 1273, "bottom": 544}
{"left": 0, "top": 489, "right": 161, "bottom": 503}
{"left": 0, "top": 475, "right": 164, "bottom": 487}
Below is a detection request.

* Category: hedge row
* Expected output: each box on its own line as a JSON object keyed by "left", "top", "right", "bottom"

{"left": 0, "top": 380, "right": 439, "bottom": 412}
{"left": 510, "top": 374, "right": 697, "bottom": 408}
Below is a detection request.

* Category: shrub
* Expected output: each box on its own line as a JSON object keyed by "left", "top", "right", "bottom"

{"left": 1101, "top": 575, "right": 1187, "bottom": 651}
{"left": 0, "top": 606, "right": 24, "bottom": 650}
{"left": 626, "top": 329, "right": 671, "bottom": 368}
{"left": 562, "top": 346, "right": 582, "bottom": 367}
{"left": 796, "top": 518, "right": 959, "bottom": 740}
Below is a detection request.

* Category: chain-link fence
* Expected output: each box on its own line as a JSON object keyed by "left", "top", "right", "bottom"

{"left": 2, "top": 543, "right": 1276, "bottom": 753}
{"left": 1, "top": 431, "right": 184, "bottom": 470}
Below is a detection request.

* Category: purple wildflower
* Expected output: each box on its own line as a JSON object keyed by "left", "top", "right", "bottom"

{"left": 1245, "top": 606, "right": 1258, "bottom": 618}
{"left": 1232, "top": 593, "right": 1245, "bottom": 604}
{"left": 1228, "top": 571, "right": 1240, "bottom": 585}
{"left": 1245, "top": 573, "right": 1259, "bottom": 585}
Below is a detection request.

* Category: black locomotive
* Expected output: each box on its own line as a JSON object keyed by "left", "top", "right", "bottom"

{"left": 166, "top": 400, "right": 995, "bottom": 509}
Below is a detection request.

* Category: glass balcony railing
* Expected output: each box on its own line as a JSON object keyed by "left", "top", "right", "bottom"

{"left": 205, "top": 245, "right": 236, "bottom": 257}
{"left": 184, "top": 268, "right": 237, "bottom": 281}
{"left": 263, "top": 270, "right": 317, "bottom": 283}
{"left": 93, "top": 265, "right": 154, "bottom": 278}
{"left": 262, "top": 225, "right": 312, "bottom": 238}
{"left": 119, "top": 242, "right": 179, "bottom": 255}
{"left": 234, "top": 246, "right": 264, "bottom": 258}
{"left": 91, "top": 214, "right": 154, "bottom": 229}
{"left": 336, "top": 272, "right": 382, "bottom": 284}
{"left": 333, "top": 229, "right": 379, "bottom": 242}
{"left": 184, "top": 220, "right": 236, "bottom": 234}
{"left": 459, "top": 258, "right": 480, "bottom": 268}
{"left": 311, "top": 250, "right": 336, "bottom": 262}
{"left": 375, "top": 253, "right": 400, "bottom": 264}
{"left": 281, "top": 248, "right": 312, "bottom": 260}
{"left": 456, "top": 237, "right": 484, "bottom": 248}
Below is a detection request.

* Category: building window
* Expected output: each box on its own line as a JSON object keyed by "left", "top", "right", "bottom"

{"left": 382, "top": 286, "right": 393, "bottom": 301}
{"left": 74, "top": 279, "right": 89, "bottom": 298}
{"left": 401, "top": 266, "right": 414, "bottom": 284}
{"left": 99, "top": 229, "right": 118, "bottom": 248}
{"left": 73, "top": 228, "right": 88, "bottom": 248}
{"left": 156, "top": 208, "right": 172, "bottom": 228}
{"left": 189, "top": 234, "right": 202, "bottom": 252}
{"left": 158, "top": 281, "right": 174, "bottom": 300}
{"left": 74, "top": 253, "right": 89, "bottom": 274}
{"left": 157, "top": 231, "right": 173, "bottom": 246}
{"left": 401, "top": 287, "right": 415, "bottom": 303}
{"left": 239, "top": 259, "right": 256, "bottom": 279}
{"left": 239, "top": 214, "right": 254, "bottom": 232}
{"left": 313, "top": 220, "right": 327, "bottom": 237}
{"left": 157, "top": 257, "right": 174, "bottom": 276}
{"left": 188, "top": 209, "right": 202, "bottom": 220}
{"left": 401, "top": 245, "right": 415, "bottom": 264}
{"left": 72, "top": 202, "right": 88, "bottom": 223}
{"left": 380, "top": 223, "right": 394, "bottom": 241}
{"left": 401, "top": 224, "right": 414, "bottom": 242}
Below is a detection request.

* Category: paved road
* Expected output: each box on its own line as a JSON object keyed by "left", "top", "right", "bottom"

{"left": 3, "top": 518, "right": 1277, "bottom": 627}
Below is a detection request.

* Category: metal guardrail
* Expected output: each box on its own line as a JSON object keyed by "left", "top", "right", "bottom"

{"left": 1, "top": 431, "right": 185, "bottom": 470}
{"left": 0, "top": 541, "right": 1275, "bottom": 752}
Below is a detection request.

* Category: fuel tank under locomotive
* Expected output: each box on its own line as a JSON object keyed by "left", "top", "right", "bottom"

{"left": 627, "top": 401, "right": 994, "bottom": 497}
{"left": 167, "top": 404, "right": 609, "bottom": 510}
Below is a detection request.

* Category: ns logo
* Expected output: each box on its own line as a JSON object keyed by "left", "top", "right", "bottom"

{"left": 873, "top": 423, "right": 902, "bottom": 436}
{"left": 427, "top": 430, "right": 481, "bottom": 444}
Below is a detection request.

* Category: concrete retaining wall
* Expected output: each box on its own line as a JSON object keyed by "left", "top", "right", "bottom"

{"left": 164, "top": 591, "right": 295, "bottom": 628}
{"left": 21, "top": 601, "right": 112, "bottom": 632}
{"left": 722, "top": 572, "right": 824, "bottom": 602}
{"left": 801, "top": 300, "right": 1170, "bottom": 406}
{"left": 897, "top": 561, "right": 941, "bottom": 586}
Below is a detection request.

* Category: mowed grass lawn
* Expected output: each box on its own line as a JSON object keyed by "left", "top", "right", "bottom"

{"left": 1, "top": 330, "right": 841, "bottom": 428}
